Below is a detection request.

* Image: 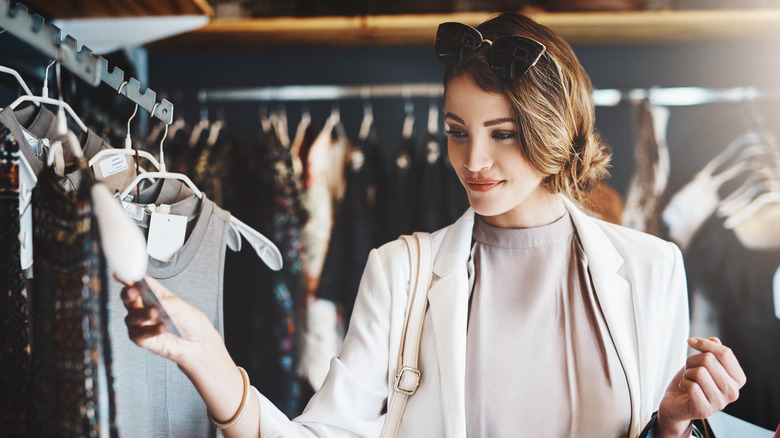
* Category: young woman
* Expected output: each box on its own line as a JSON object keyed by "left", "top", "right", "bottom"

{"left": 121, "top": 12, "right": 745, "bottom": 438}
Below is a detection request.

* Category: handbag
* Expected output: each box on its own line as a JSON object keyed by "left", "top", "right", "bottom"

{"left": 380, "top": 232, "right": 434, "bottom": 438}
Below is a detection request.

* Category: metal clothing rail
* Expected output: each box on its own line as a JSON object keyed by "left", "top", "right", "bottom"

{"left": 197, "top": 82, "right": 780, "bottom": 108}
{"left": 0, "top": 0, "right": 174, "bottom": 124}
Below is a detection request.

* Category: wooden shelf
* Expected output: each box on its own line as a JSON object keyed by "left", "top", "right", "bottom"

{"left": 148, "top": 9, "right": 780, "bottom": 51}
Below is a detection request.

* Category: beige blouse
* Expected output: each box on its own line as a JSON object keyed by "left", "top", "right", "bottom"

{"left": 466, "top": 213, "right": 631, "bottom": 437}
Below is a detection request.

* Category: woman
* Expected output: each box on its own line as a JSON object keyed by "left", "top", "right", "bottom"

{"left": 121, "top": 12, "right": 745, "bottom": 438}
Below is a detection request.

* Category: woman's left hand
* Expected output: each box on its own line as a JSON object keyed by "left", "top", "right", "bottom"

{"left": 656, "top": 337, "right": 747, "bottom": 438}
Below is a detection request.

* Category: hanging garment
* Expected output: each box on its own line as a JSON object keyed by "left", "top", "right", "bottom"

{"left": 298, "top": 114, "right": 349, "bottom": 392}
{"left": 31, "top": 164, "right": 117, "bottom": 438}
{"left": 300, "top": 114, "right": 347, "bottom": 296}
{"left": 0, "top": 106, "right": 45, "bottom": 276}
{"left": 193, "top": 119, "right": 230, "bottom": 207}
{"left": 685, "top": 215, "right": 780, "bottom": 430}
{"left": 0, "top": 124, "right": 33, "bottom": 438}
{"left": 106, "top": 179, "right": 230, "bottom": 438}
{"left": 317, "top": 136, "right": 386, "bottom": 322}
{"left": 382, "top": 122, "right": 418, "bottom": 242}
{"left": 222, "top": 125, "right": 308, "bottom": 417}
{"left": 621, "top": 99, "right": 670, "bottom": 236}
{"left": 416, "top": 132, "right": 448, "bottom": 232}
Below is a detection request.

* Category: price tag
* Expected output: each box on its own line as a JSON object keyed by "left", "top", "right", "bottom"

{"left": 98, "top": 155, "right": 130, "bottom": 178}
{"left": 146, "top": 211, "right": 186, "bottom": 262}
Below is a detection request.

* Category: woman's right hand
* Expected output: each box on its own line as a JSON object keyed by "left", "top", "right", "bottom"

{"left": 119, "top": 275, "right": 222, "bottom": 366}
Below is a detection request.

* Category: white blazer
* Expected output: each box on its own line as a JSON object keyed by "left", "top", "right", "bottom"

{"left": 256, "top": 196, "right": 690, "bottom": 437}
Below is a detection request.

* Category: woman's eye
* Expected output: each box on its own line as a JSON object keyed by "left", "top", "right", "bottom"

{"left": 492, "top": 131, "right": 518, "bottom": 141}
{"left": 445, "top": 130, "right": 467, "bottom": 139}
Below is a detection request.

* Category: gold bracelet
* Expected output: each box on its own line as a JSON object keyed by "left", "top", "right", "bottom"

{"left": 207, "top": 366, "right": 250, "bottom": 430}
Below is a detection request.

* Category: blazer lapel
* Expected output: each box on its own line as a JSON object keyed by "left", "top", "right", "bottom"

{"left": 564, "top": 196, "right": 642, "bottom": 434}
{"left": 426, "top": 209, "right": 474, "bottom": 438}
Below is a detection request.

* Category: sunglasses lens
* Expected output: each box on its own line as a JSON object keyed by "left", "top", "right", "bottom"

{"left": 490, "top": 37, "right": 546, "bottom": 80}
{"left": 436, "top": 23, "right": 482, "bottom": 66}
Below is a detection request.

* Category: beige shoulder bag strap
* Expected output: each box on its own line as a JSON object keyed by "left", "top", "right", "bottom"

{"left": 381, "top": 232, "right": 433, "bottom": 438}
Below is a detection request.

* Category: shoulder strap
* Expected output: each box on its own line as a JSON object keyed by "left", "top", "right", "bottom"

{"left": 381, "top": 232, "right": 433, "bottom": 438}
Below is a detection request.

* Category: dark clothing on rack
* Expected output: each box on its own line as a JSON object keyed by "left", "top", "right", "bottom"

{"left": 0, "top": 125, "right": 33, "bottom": 437}
{"left": 223, "top": 128, "right": 307, "bottom": 417}
{"left": 31, "top": 165, "right": 117, "bottom": 438}
{"left": 685, "top": 214, "right": 780, "bottom": 429}
{"left": 382, "top": 135, "right": 418, "bottom": 243}
{"left": 316, "top": 140, "right": 385, "bottom": 321}
{"left": 416, "top": 134, "right": 449, "bottom": 233}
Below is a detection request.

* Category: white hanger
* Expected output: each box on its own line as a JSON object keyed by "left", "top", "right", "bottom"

{"left": 88, "top": 93, "right": 161, "bottom": 169}
{"left": 8, "top": 60, "right": 87, "bottom": 132}
{"left": 0, "top": 65, "right": 37, "bottom": 103}
{"left": 117, "top": 117, "right": 283, "bottom": 271}
{"left": 118, "top": 121, "right": 201, "bottom": 200}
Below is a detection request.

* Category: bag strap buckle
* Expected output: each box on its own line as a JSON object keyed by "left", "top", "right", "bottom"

{"left": 394, "top": 366, "right": 421, "bottom": 396}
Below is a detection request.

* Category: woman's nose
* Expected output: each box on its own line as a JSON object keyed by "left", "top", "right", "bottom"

{"left": 464, "top": 138, "right": 492, "bottom": 172}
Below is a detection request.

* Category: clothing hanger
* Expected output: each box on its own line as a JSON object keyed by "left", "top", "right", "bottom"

{"left": 118, "top": 122, "right": 201, "bottom": 200}
{"left": 396, "top": 91, "right": 416, "bottom": 170}
{"left": 118, "top": 115, "right": 283, "bottom": 270}
{"left": 88, "top": 90, "right": 161, "bottom": 169}
{"left": 425, "top": 98, "right": 441, "bottom": 165}
{"left": 358, "top": 93, "right": 374, "bottom": 144}
{"left": 0, "top": 65, "right": 36, "bottom": 103}
{"left": 662, "top": 133, "right": 766, "bottom": 251}
{"left": 9, "top": 60, "right": 87, "bottom": 133}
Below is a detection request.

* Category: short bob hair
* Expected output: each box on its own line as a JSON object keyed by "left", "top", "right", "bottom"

{"left": 443, "top": 12, "right": 611, "bottom": 204}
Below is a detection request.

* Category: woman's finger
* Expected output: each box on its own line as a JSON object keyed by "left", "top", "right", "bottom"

{"left": 127, "top": 322, "right": 165, "bottom": 343}
{"left": 685, "top": 352, "right": 741, "bottom": 403}
{"left": 125, "top": 306, "right": 160, "bottom": 327}
{"left": 678, "top": 378, "right": 712, "bottom": 418}
{"left": 683, "top": 364, "right": 729, "bottom": 408}
{"left": 120, "top": 283, "right": 143, "bottom": 310}
{"left": 687, "top": 337, "right": 747, "bottom": 387}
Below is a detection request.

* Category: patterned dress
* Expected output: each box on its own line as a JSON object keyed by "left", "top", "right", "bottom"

{"left": 0, "top": 124, "right": 33, "bottom": 437}
{"left": 31, "top": 163, "right": 117, "bottom": 438}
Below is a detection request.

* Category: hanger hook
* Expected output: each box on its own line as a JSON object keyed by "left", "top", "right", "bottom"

{"left": 150, "top": 102, "right": 160, "bottom": 120}
{"left": 117, "top": 80, "right": 128, "bottom": 95}
{"left": 158, "top": 123, "right": 169, "bottom": 172}
{"left": 42, "top": 59, "right": 56, "bottom": 97}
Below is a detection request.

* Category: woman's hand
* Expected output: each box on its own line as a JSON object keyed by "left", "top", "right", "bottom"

{"left": 656, "top": 337, "right": 747, "bottom": 438}
{"left": 119, "top": 275, "right": 223, "bottom": 366}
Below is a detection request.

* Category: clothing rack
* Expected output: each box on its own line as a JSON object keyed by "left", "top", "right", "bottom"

{"left": 0, "top": 0, "right": 174, "bottom": 124}
{"left": 197, "top": 82, "right": 780, "bottom": 108}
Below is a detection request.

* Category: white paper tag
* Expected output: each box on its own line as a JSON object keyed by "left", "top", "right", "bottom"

{"left": 99, "top": 155, "right": 130, "bottom": 178}
{"left": 147, "top": 212, "right": 187, "bottom": 262}
{"left": 121, "top": 201, "right": 145, "bottom": 221}
{"left": 773, "top": 266, "right": 780, "bottom": 320}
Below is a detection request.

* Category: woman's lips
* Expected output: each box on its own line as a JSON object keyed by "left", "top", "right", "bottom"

{"left": 465, "top": 179, "right": 502, "bottom": 192}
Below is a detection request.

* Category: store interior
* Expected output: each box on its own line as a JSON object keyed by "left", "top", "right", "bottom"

{"left": 1, "top": 0, "right": 780, "bottom": 435}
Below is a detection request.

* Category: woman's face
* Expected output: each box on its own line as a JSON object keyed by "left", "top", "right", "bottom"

{"left": 445, "top": 74, "right": 563, "bottom": 228}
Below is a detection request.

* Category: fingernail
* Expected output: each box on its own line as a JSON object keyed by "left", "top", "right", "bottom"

{"left": 687, "top": 337, "right": 698, "bottom": 346}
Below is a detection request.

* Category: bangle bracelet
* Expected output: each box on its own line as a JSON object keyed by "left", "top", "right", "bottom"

{"left": 207, "top": 366, "right": 250, "bottom": 430}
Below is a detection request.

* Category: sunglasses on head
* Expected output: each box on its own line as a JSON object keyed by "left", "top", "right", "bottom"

{"left": 435, "top": 22, "right": 547, "bottom": 81}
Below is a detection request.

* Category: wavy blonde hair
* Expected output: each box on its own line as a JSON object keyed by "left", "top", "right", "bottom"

{"left": 443, "top": 13, "right": 611, "bottom": 204}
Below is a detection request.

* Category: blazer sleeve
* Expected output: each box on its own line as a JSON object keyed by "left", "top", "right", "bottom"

{"left": 257, "top": 241, "right": 409, "bottom": 437}
{"left": 653, "top": 241, "right": 691, "bottom": 406}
